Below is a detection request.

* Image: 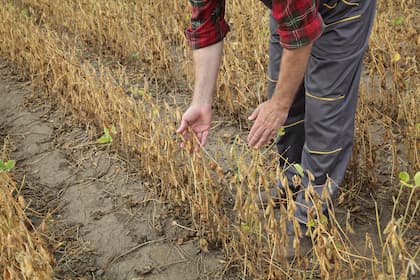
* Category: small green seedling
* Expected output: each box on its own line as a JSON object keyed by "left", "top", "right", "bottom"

{"left": 399, "top": 171, "right": 410, "bottom": 183}
{"left": 240, "top": 223, "right": 260, "bottom": 234}
{"left": 130, "top": 52, "right": 140, "bottom": 59}
{"left": 306, "top": 214, "right": 328, "bottom": 236}
{"left": 241, "top": 223, "right": 251, "bottom": 232}
{"left": 277, "top": 127, "right": 285, "bottom": 137}
{"left": 399, "top": 171, "right": 420, "bottom": 188}
{"left": 414, "top": 172, "right": 420, "bottom": 187}
{"left": 97, "top": 125, "right": 117, "bottom": 144}
{"left": 137, "top": 88, "right": 145, "bottom": 96}
{"left": 394, "top": 16, "right": 404, "bottom": 26}
{"left": 260, "top": 28, "right": 269, "bottom": 37}
{"left": 293, "top": 163, "right": 304, "bottom": 177}
{"left": 21, "top": 8, "right": 29, "bottom": 17}
{"left": 0, "top": 160, "right": 15, "bottom": 172}
{"left": 261, "top": 127, "right": 285, "bottom": 155}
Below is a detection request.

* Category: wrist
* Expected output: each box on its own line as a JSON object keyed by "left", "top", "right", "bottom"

{"left": 191, "top": 90, "right": 213, "bottom": 109}
{"left": 270, "top": 90, "right": 293, "bottom": 111}
{"left": 190, "top": 100, "right": 212, "bottom": 111}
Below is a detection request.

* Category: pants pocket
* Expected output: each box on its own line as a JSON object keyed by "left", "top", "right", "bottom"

{"left": 320, "top": 0, "right": 361, "bottom": 26}
{"left": 341, "top": 0, "right": 360, "bottom": 6}
{"left": 322, "top": 0, "right": 339, "bottom": 9}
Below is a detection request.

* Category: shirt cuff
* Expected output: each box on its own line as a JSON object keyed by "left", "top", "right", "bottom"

{"left": 278, "top": 13, "right": 324, "bottom": 49}
{"left": 185, "top": 19, "right": 230, "bottom": 49}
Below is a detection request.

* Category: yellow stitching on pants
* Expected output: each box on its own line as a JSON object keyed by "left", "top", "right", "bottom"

{"left": 268, "top": 76, "right": 278, "bottom": 83}
{"left": 308, "top": 147, "right": 343, "bottom": 155}
{"left": 325, "top": 15, "right": 362, "bottom": 27}
{"left": 342, "top": 0, "right": 359, "bottom": 6}
{"left": 283, "top": 119, "right": 304, "bottom": 129}
{"left": 323, "top": 2, "right": 337, "bottom": 9}
{"left": 306, "top": 91, "right": 345, "bottom": 101}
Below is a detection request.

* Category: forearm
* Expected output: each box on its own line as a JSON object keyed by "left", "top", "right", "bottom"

{"left": 272, "top": 43, "right": 313, "bottom": 109}
{"left": 191, "top": 41, "right": 224, "bottom": 107}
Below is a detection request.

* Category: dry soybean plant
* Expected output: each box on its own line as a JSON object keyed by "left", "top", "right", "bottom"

{"left": 12, "top": 0, "right": 189, "bottom": 90}
{"left": 0, "top": 164, "right": 53, "bottom": 279}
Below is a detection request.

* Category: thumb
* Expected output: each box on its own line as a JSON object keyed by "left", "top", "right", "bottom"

{"left": 176, "top": 119, "right": 189, "bottom": 134}
{"left": 248, "top": 106, "right": 260, "bottom": 121}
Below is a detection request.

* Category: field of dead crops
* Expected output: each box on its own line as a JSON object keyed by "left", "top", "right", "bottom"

{"left": 0, "top": 0, "right": 418, "bottom": 279}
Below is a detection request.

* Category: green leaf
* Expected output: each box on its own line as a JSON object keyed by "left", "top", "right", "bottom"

{"left": 305, "top": 220, "right": 315, "bottom": 236}
{"left": 97, "top": 126, "right": 113, "bottom": 143}
{"left": 399, "top": 171, "right": 410, "bottom": 183}
{"left": 320, "top": 214, "right": 329, "bottom": 225}
{"left": 293, "top": 163, "right": 304, "bottom": 177}
{"left": 0, "top": 160, "right": 15, "bottom": 172}
{"left": 21, "top": 8, "right": 29, "bottom": 17}
{"left": 307, "top": 219, "right": 315, "bottom": 229}
{"left": 130, "top": 52, "right": 139, "bottom": 59}
{"left": 277, "top": 127, "right": 285, "bottom": 137}
{"left": 260, "top": 28, "right": 269, "bottom": 37}
{"left": 241, "top": 223, "right": 251, "bottom": 232}
{"left": 97, "top": 135, "right": 112, "bottom": 144}
{"left": 137, "top": 88, "right": 145, "bottom": 96}
{"left": 4, "top": 160, "right": 15, "bottom": 171}
{"left": 394, "top": 16, "right": 404, "bottom": 26}
{"left": 414, "top": 172, "right": 420, "bottom": 187}
{"left": 335, "top": 241, "right": 344, "bottom": 250}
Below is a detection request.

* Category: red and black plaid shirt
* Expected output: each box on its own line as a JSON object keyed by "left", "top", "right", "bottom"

{"left": 186, "top": 0, "right": 324, "bottom": 49}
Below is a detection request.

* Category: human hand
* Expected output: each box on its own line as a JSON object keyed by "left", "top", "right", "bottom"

{"left": 247, "top": 100, "right": 288, "bottom": 149}
{"left": 176, "top": 105, "right": 212, "bottom": 152}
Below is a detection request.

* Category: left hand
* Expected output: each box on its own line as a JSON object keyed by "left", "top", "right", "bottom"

{"left": 247, "top": 100, "right": 289, "bottom": 149}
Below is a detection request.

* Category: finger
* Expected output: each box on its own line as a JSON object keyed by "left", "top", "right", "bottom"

{"left": 194, "top": 132, "right": 203, "bottom": 153}
{"left": 181, "top": 130, "right": 188, "bottom": 140}
{"left": 179, "top": 130, "right": 190, "bottom": 149}
{"left": 248, "top": 125, "right": 266, "bottom": 147}
{"left": 247, "top": 120, "right": 259, "bottom": 143}
{"left": 254, "top": 129, "right": 271, "bottom": 148}
{"left": 194, "top": 143, "right": 201, "bottom": 153}
{"left": 248, "top": 105, "right": 261, "bottom": 121}
{"left": 248, "top": 116, "right": 264, "bottom": 143}
{"left": 200, "top": 130, "right": 209, "bottom": 147}
{"left": 176, "top": 119, "right": 189, "bottom": 134}
{"left": 270, "top": 130, "right": 277, "bottom": 142}
{"left": 255, "top": 129, "right": 274, "bottom": 149}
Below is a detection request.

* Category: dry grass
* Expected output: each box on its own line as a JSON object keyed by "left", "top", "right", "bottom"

{"left": 0, "top": 164, "right": 53, "bottom": 279}
{"left": 0, "top": 0, "right": 418, "bottom": 279}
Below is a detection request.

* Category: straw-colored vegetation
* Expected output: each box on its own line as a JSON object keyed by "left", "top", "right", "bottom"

{"left": 0, "top": 0, "right": 418, "bottom": 279}
{"left": 0, "top": 159, "right": 53, "bottom": 279}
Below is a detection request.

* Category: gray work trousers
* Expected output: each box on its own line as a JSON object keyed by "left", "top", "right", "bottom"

{"left": 267, "top": 0, "right": 377, "bottom": 230}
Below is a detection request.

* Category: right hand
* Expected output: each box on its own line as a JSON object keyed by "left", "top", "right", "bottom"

{"left": 176, "top": 105, "right": 212, "bottom": 152}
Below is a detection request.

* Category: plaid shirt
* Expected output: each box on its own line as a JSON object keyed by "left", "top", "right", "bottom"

{"left": 186, "top": 0, "right": 324, "bottom": 49}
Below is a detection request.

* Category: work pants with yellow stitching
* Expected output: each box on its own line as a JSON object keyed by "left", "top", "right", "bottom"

{"left": 267, "top": 0, "right": 377, "bottom": 229}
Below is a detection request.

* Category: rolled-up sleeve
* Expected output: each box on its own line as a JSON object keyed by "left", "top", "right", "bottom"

{"left": 272, "top": 0, "right": 324, "bottom": 49}
{"left": 185, "top": 0, "right": 230, "bottom": 49}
